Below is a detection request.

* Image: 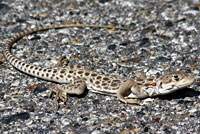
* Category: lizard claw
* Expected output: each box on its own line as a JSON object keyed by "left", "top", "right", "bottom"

{"left": 49, "top": 84, "right": 68, "bottom": 109}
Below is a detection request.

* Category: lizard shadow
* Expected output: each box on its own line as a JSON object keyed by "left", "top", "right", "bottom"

{"left": 69, "top": 88, "right": 200, "bottom": 101}
{"left": 57, "top": 88, "right": 200, "bottom": 100}
{"left": 155, "top": 88, "right": 200, "bottom": 100}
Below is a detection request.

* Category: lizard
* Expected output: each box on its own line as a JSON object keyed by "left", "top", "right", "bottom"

{"left": 3, "top": 24, "right": 195, "bottom": 107}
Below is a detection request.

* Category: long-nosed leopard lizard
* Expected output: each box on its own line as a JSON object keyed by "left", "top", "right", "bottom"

{"left": 3, "top": 24, "right": 195, "bottom": 107}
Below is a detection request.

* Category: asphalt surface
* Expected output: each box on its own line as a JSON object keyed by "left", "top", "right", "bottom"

{"left": 0, "top": 0, "right": 200, "bottom": 133}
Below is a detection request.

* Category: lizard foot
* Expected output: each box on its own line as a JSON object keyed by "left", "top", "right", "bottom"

{"left": 49, "top": 84, "right": 68, "bottom": 108}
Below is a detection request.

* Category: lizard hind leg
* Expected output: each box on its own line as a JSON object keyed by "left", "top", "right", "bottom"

{"left": 49, "top": 79, "right": 87, "bottom": 108}
{"left": 49, "top": 56, "right": 87, "bottom": 108}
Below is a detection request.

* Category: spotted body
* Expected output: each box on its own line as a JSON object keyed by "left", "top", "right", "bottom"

{"left": 4, "top": 24, "right": 195, "bottom": 106}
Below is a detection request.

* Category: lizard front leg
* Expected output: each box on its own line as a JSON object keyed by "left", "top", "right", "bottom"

{"left": 117, "top": 79, "right": 139, "bottom": 104}
{"left": 117, "top": 79, "right": 150, "bottom": 104}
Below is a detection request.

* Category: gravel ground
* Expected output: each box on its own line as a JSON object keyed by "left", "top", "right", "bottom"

{"left": 0, "top": 0, "right": 200, "bottom": 133}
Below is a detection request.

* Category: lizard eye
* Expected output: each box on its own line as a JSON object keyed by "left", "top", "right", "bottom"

{"left": 173, "top": 75, "right": 179, "bottom": 81}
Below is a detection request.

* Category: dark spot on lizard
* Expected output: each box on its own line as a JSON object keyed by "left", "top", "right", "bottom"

{"left": 136, "top": 78, "right": 143, "bottom": 81}
{"left": 78, "top": 71, "right": 84, "bottom": 74}
{"left": 53, "top": 70, "right": 57, "bottom": 73}
{"left": 104, "top": 86, "right": 109, "bottom": 89}
{"left": 90, "top": 79, "right": 93, "bottom": 83}
{"left": 91, "top": 73, "right": 97, "bottom": 77}
{"left": 95, "top": 81, "right": 100, "bottom": 85}
{"left": 96, "top": 85, "right": 101, "bottom": 89}
{"left": 103, "top": 77, "right": 110, "bottom": 81}
{"left": 85, "top": 72, "right": 90, "bottom": 76}
{"left": 69, "top": 70, "right": 74, "bottom": 74}
{"left": 77, "top": 65, "right": 81, "bottom": 68}
{"left": 110, "top": 83, "right": 118, "bottom": 87}
{"left": 102, "top": 83, "right": 107, "bottom": 86}
{"left": 70, "top": 65, "right": 74, "bottom": 69}
{"left": 18, "top": 61, "right": 22, "bottom": 65}
{"left": 147, "top": 78, "right": 154, "bottom": 81}
{"left": 112, "top": 79, "right": 121, "bottom": 83}
{"left": 96, "top": 76, "right": 102, "bottom": 79}
{"left": 60, "top": 69, "right": 66, "bottom": 74}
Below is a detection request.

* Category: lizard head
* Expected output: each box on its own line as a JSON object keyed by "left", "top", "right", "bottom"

{"left": 154, "top": 71, "right": 195, "bottom": 95}
{"left": 118, "top": 71, "right": 195, "bottom": 103}
{"left": 127, "top": 71, "right": 195, "bottom": 99}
